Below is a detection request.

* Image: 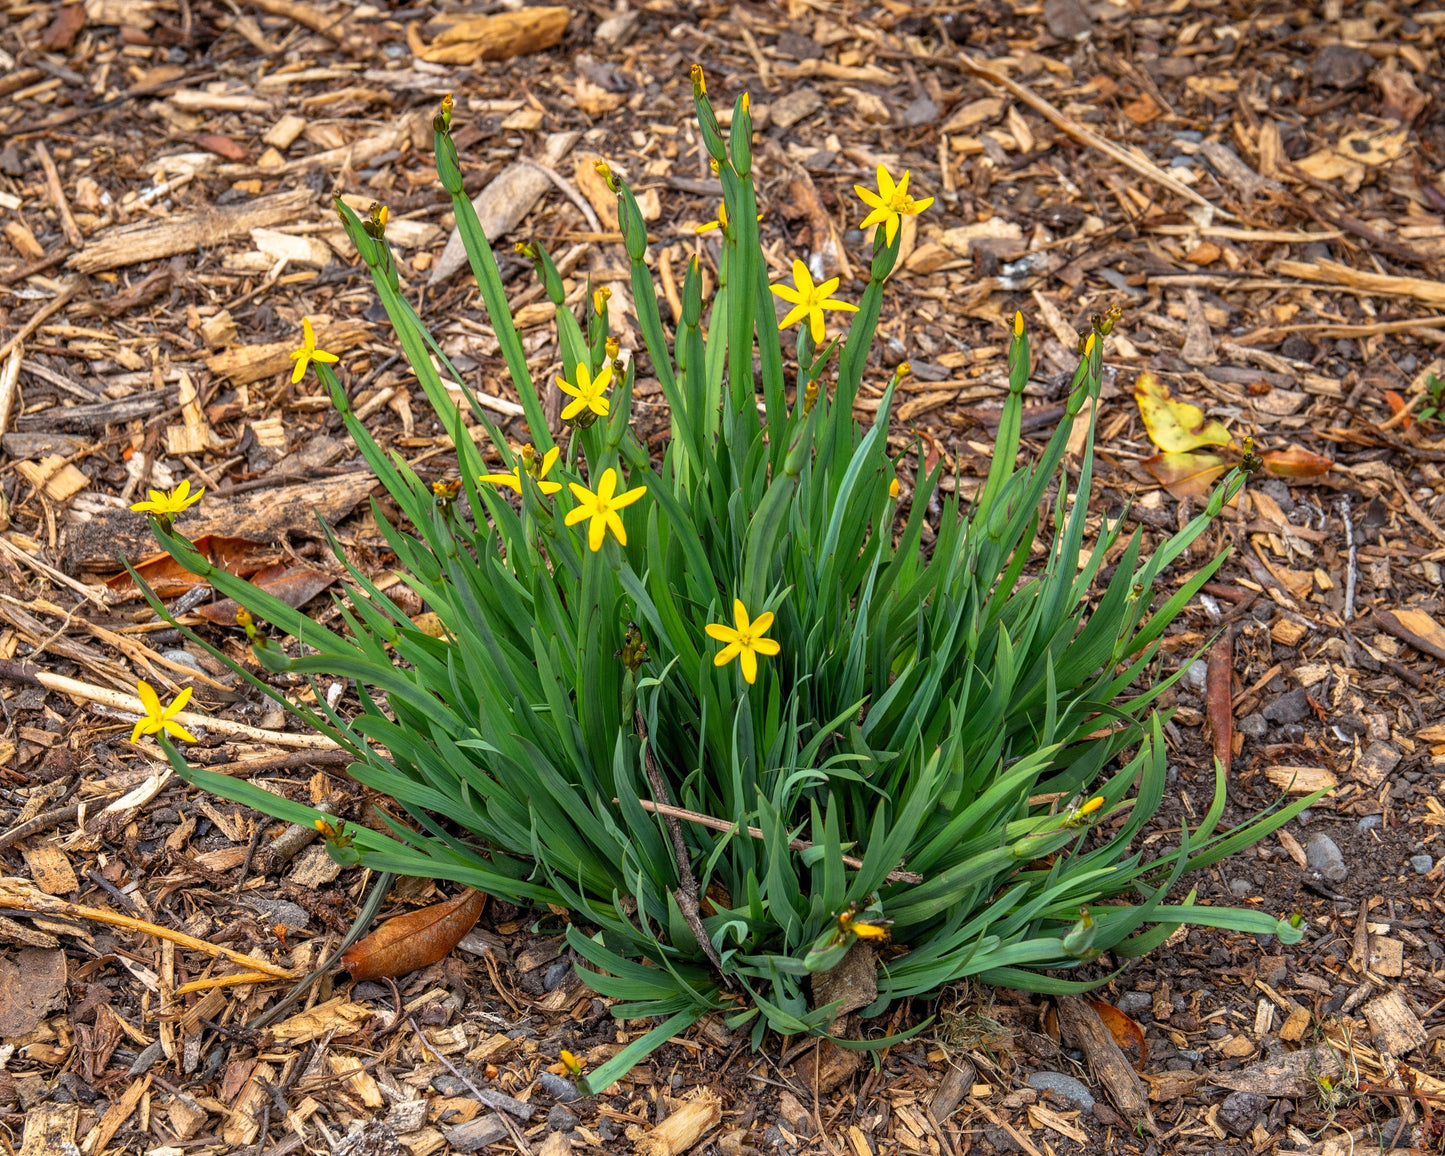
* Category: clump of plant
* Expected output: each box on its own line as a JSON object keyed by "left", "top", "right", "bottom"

{"left": 136, "top": 73, "right": 1316, "bottom": 1091}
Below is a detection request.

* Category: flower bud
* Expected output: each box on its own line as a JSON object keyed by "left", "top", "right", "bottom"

{"left": 690, "top": 64, "right": 706, "bottom": 97}
{"left": 1013, "top": 310, "right": 1024, "bottom": 338}
{"left": 889, "top": 478, "right": 901, "bottom": 499}
{"left": 896, "top": 361, "right": 912, "bottom": 380}
{"left": 592, "top": 286, "right": 611, "bottom": 316}
{"left": 605, "top": 336, "right": 620, "bottom": 361}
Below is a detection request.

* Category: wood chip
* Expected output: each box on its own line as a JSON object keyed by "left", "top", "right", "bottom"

{"left": 20, "top": 845, "right": 77, "bottom": 895}
{"left": 1264, "top": 766, "right": 1337, "bottom": 794}
{"left": 1055, "top": 995, "right": 1152, "bottom": 1125}
{"left": 633, "top": 1087, "right": 721, "bottom": 1156}
{"left": 1363, "top": 989, "right": 1427, "bottom": 1057}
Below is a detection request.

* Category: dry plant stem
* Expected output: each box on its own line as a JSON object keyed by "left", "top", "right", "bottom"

{"left": 0, "top": 878, "right": 294, "bottom": 978}
{"left": 947, "top": 52, "right": 1231, "bottom": 221}
{"left": 1339, "top": 496, "right": 1357, "bottom": 623}
{"left": 634, "top": 709, "right": 731, "bottom": 985}
{"left": 0, "top": 657, "right": 340, "bottom": 748}
{"left": 624, "top": 797, "right": 925, "bottom": 886}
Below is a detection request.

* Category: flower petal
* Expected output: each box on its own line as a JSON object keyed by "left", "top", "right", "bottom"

{"left": 482, "top": 471, "right": 523, "bottom": 493}
{"left": 819, "top": 298, "right": 860, "bottom": 314}
{"left": 740, "top": 647, "right": 758, "bottom": 684}
{"left": 770, "top": 282, "right": 802, "bottom": 304}
{"left": 750, "top": 611, "right": 774, "bottom": 636}
{"left": 560, "top": 396, "right": 586, "bottom": 420}
{"left": 714, "top": 641, "right": 742, "bottom": 667}
{"left": 884, "top": 215, "right": 900, "bottom": 247}
{"left": 164, "top": 685, "right": 194, "bottom": 719}
{"left": 910, "top": 196, "right": 934, "bottom": 214}
{"left": 605, "top": 509, "right": 626, "bottom": 547}
{"left": 538, "top": 480, "right": 563, "bottom": 495}
{"left": 876, "top": 164, "right": 895, "bottom": 200}
{"left": 568, "top": 481, "right": 593, "bottom": 503}
{"left": 733, "top": 599, "right": 750, "bottom": 632}
{"left": 302, "top": 317, "right": 317, "bottom": 350}
{"left": 597, "top": 469, "right": 617, "bottom": 502}
{"left": 164, "top": 720, "right": 198, "bottom": 743}
{"left": 896, "top": 169, "right": 911, "bottom": 198}
{"left": 290, "top": 356, "right": 307, "bottom": 384}
{"left": 611, "top": 484, "right": 647, "bottom": 509}
{"left": 790, "top": 259, "right": 814, "bottom": 295}
{"left": 591, "top": 393, "right": 610, "bottom": 416}
{"left": 312, "top": 350, "right": 339, "bottom": 364}
{"left": 705, "top": 623, "right": 738, "bottom": 642}
{"left": 563, "top": 505, "right": 591, "bottom": 526}
{"left": 557, "top": 377, "right": 581, "bottom": 398}
{"left": 593, "top": 363, "right": 614, "bottom": 393}
{"left": 136, "top": 679, "right": 161, "bottom": 717}
{"left": 752, "top": 637, "right": 780, "bottom": 656}
{"left": 587, "top": 514, "right": 606, "bottom": 552}
{"left": 778, "top": 304, "right": 810, "bottom": 332}
{"left": 540, "top": 447, "right": 560, "bottom": 476}
{"left": 808, "top": 308, "right": 825, "bottom": 344}
{"left": 855, "top": 186, "right": 885, "bottom": 210}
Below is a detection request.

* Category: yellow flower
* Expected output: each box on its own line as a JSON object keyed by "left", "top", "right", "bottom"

{"left": 691, "top": 64, "right": 706, "bottom": 96}
{"left": 889, "top": 478, "right": 901, "bottom": 499}
{"left": 482, "top": 445, "right": 563, "bottom": 496}
{"left": 854, "top": 164, "right": 934, "bottom": 247}
{"left": 1077, "top": 795, "right": 1104, "bottom": 816}
{"left": 850, "top": 920, "right": 891, "bottom": 942}
{"left": 592, "top": 286, "right": 611, "bottom": 316}
{"left": 696, "top": 201, "right": 730, "bottom": 235}
{"left": 558, "top": 363, "right": 613, "bottom": 422}
{"left": 705, "top": 598, "right": 780, "bottom": 685}
{"left": 130, "top": 679, "right": 197, "bottom": 744}
{"left": 130, "top": 479, "right": 204, "bottom": 518}
{"left": 770, "top": 259, "right": 859, "bottom": 344}
{"left": 896, "top": 361, "right": 912, "bottom": 380}
{"left": 289, "top": 317, "right": 339, "bottom": 384}
{"left": 1013, "top": 310, "right": 1025, "bottom": 338}
{"left": 559, "top": 1049, "right": 584, "bottom": 1076}
{"left": 565, "top": 468, "right": 646, "bottom": 551}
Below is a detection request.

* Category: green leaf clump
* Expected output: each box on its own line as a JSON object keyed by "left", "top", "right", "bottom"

{"left": 141, "top": 73, "right": 1320, "bottom": 1092}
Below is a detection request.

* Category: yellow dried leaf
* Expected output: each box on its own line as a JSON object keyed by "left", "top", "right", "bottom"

{"left": 1133, "top": 371, "right": 1231, "bottom": 453}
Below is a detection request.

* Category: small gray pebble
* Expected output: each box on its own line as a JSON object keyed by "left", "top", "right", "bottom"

{"left": 1237, "top": 713, "right": 1268, "bottom": 738}
{"left": 537, "top": 1072, "right": 579, "bottom": 1102}
{"left": 1181, "top": 658, "right": 1208, "bottom": 693}
{"left": 1264, "top": 687, "right": 1310, "bottom": 724}
{"left": 1219, "top": 1091, "right": 1269, "bottom": 1137}
{"left": 1305, "top": 833, "right": 1348, "bottom": 884}
{"left": 1117, "top": 992, "right": 1152, "bottom": 1017}
{"left": 1229, "top": 878, "right": 1252, "bottom": 898}
{"left": 1358, "top": 814, "right": 1383, "bottom": 833}
{"left": 543, "top": 959, "right": 572, "bottom": 992}
{"left": 547, "top": 1104, "right": 578, "bottom": 1132}
{"left": 1177, "top": 1049, "right": 1204, "bottom": 1062}
{"left": 1410, "top": 854, "right": 1434, "bottom": 875}
{"left": 1026, "top": 1071, "right": 1095, "bottom": 1111}
{"left": 162, "top": 648, "right": 207, "bottom": 676}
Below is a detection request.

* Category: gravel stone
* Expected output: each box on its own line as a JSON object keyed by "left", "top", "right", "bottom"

{"left": 1026, "top": 1071, "right": 1095, "bottom": 1111}
{"left": 1181, "top": 659, "right": 1208, "bottom": 694}
{"left": 1411, "top": 854, "right": 1434, "bottom": 875}
{"left": 1263, "top": 687, "right": 1310, "bottom": 724}
{"left": 1358, "top": 814, "right": 1383, "bottom": 833}
{"left": 1306, "top": 833, "right": 1348, "bottom": 884}
{"left": 547, "top": 1104, "right": 578, "bottom": 1132}
{"left": 1117, "top": 992, "right": 1153, "bottom": 1017}
{"left": 1237, "top": 713, "right": 1268, "bottom": 738}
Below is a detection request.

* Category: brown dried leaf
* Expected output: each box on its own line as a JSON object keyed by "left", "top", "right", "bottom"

{"left": 192, "top": 564, "right": 337, "bottom": 624}
{"left": 343, "top": 889, "right": 487, "bottom": 981}
{"left": 1205, "top": 626, "right": 1233, "bottom": 777}
{"left": 1259, "top": 447, "right": 1332, "bottom": 479}
{"left": 1086, "top": 999, "right": 1147, "bottom": 1072}
{"left": 1141, "top": 451, "right": 1233, "bottom": 498}
{"left": 107, "top": 535, "right": 279, "bottom": 596}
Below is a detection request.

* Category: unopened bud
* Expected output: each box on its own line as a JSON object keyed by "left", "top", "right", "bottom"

{"left": 690, "top": 64, "right": 706, "bottom": 97}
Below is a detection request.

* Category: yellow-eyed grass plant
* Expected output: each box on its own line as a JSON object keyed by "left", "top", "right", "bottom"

{"left": 133, "top": 74, "right": 1320, "bottom": 1092}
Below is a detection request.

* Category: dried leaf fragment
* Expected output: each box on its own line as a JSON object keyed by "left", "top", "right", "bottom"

{"left": 343, "top": 888, "right": 487, "bottom": 981}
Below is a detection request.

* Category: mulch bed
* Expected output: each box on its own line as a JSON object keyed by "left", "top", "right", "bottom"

{"left": 0, "top": 0, "right": 1443, "bottom": 1153}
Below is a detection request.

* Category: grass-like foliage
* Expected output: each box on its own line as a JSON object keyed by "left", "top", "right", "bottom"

{"left": 142, "top": 75, "right": 1317, "bottom": 1091}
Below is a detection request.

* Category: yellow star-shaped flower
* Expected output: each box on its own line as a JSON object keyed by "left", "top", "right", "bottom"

{"left": 481, "top": 445, "right": 563, "bottom": 496}
{"left": 855, "top": 164, "right": 934, "bottom": 247}
{"left": 130, "top": 479, "right": 204, "bottom": 518}
{"left": 705, "top": 598, "right": 780, "bottom": 685}
{"left": 130, "top": 679, "right": 198, "bottom": 744}
{"left": 558, "top": 363, "right": 613, "bottom": 422}
{"left": 565, "top": 468, "right": 646, "bottom": 551}
{"left": 769, "top": 260, "right": 859, "bottom": 344}
{"left": 289, "top": 317, "right": 339, "bottom": 384}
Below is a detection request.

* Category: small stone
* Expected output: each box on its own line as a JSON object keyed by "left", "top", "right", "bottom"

{"left": 1229, "top": 878, "right": 1252, "bottom": 898}
{"left": 1177, "top": 1049, "right": 1204, "bottom": 1062}
{"left": 1258, "top": 477, "right": 1296, "bottom": 513}
{"left": 1263, "top": 687, "right": 1310, "bottom": 725}
{"left": 1043, "top": 0, "right": 1091, "bottom": 40}
{"left": 1312, "top": 43, "right": 1374, "bottom": 90}
{"left": 769, "top": 87, "right": 822, "bottom": 130}
{"left": 1238, "top": 713, "right": 1268, "bottom": 738}
{"left": 1410, "top": 854, "right": 1433, "bottom": 875}
{"left": 1117, "top": 992, "right": 1152, "bottom": 1017}
{"left": 244, "top": 897, "right": 309, "bottom": 930}
{"left": 1305, "top": 833, "right": 1348, "bottom": 885}
{"left": 1181, "top": 659, "right": 1208, "bottom": 694}
{"left": 1026, "top": 1071, "right": 1095, "bottom": 1111}
{"left": 162, "top": 648, "right": 207, "bottom": 676}
{"left": 983, "top": 1125, "right": 1022, "bottom": 1153}
{"left": 537, "top": 1072, "right": 578, "bottom": 1102}
{"left": 1218, "top": 1091, "right": 1268, "bottom": 1137}
{"left": 1358, "top": 814, "right": 1383, "bottom": 833}
{"left": 543, "top": 959, "right": 572, "bottom": 992}
{"left": 547, "top": 1104, "right": 578, "bottom": 1132}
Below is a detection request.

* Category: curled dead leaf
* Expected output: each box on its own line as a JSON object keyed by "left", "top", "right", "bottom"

{"left": 1259, "top": 447, "right": 1331, "bottom": 479}
{"left": 1086, "top": 998, "right": 1147, "bottom": 1071}
{"left": 193, "top": 564, "right": 337, "bottom": 624}
{"left": 343, "top": 889, "right": 487, "bottom": 981}
{"left": 1134, "top": 370, "right": 1231, "bottom": 453}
